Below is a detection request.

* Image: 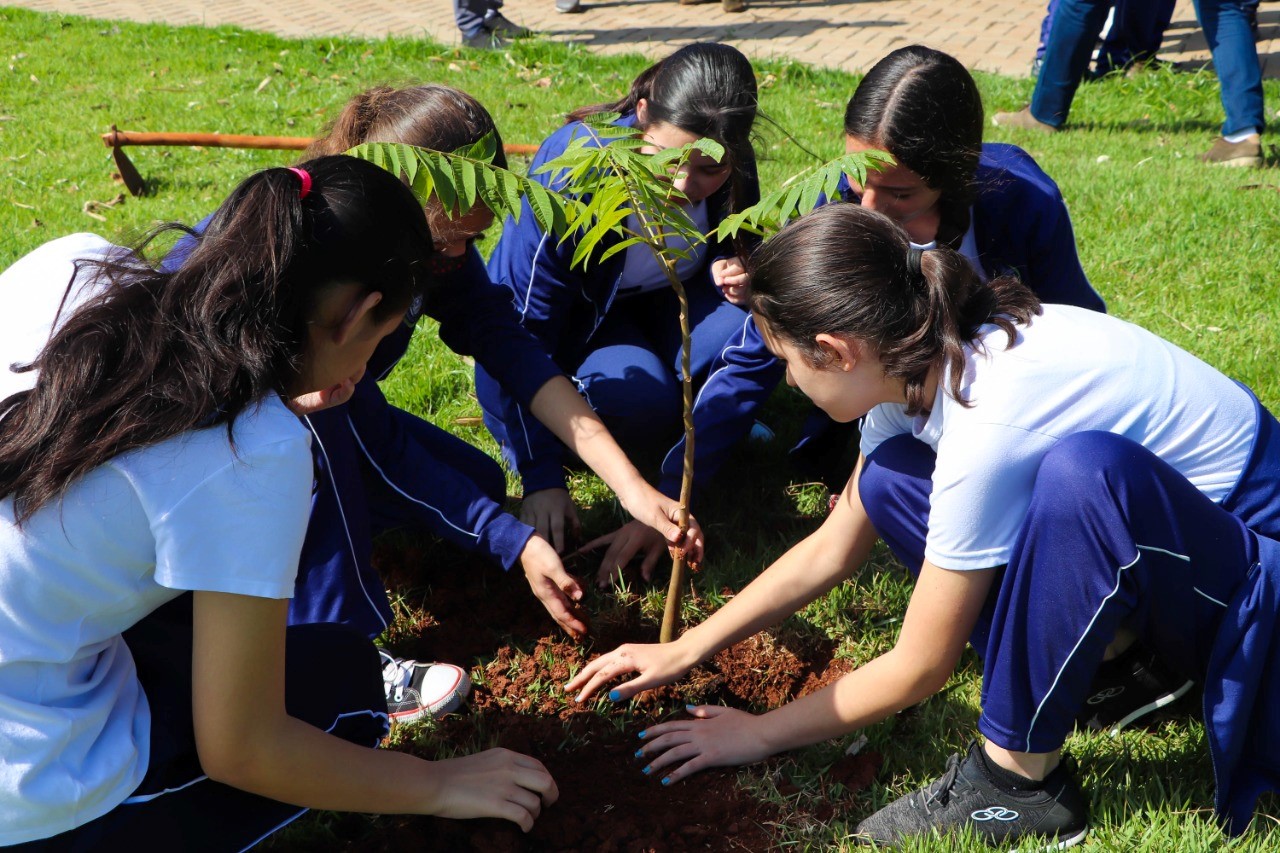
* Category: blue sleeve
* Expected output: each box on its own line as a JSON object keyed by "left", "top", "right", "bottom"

{"left": 345, "top": 372, "right": 534, "bottom": 569}
{"left": 657, "top": 314, "right": 785, "bottom": 498}
{"left": 426, "top": 244, "right": 564, "bottom": 408}
{"left": 975, "top": 144, "right": 1106, "bottom": 314}
{"left": 159, "top": 213, "right": 213, "bottom": 273}
{"left": 482, "top": 124, "right": 602, "bottom": 494}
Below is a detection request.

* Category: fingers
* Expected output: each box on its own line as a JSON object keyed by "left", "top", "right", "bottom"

{"left": 596, "top": 533, "right": 643, "bottom": 588}
{"left": 536, "top": 580, "right": 588, "bottom": 640}
{"left": 575, "top": 529, "right": 619, "bottom": 556}
{"left": 639, "top": 539, "right": 665, "bottom": 582}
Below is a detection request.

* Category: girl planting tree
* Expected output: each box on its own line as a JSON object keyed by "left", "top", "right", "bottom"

{"left": 483, "top": 42, "right": 760, "bottom": 583}
{"left": 567, "top": 203, "right": 1280, "bottom": 848}
{"left": 0, "top": 156, "right": 561, "bottom": 847}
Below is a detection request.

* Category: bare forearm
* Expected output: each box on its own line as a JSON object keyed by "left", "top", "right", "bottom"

{"left": 755, "top": 650, "right": 948, "bottom": 755}
{"left": 680, "top": 517, "right": 878, "bottom": 664}
{"left": 528, "top": 376, "right": 649, "bottom": 504}
{"left": 207, "top": 716, "right": 443, "bottom": 815}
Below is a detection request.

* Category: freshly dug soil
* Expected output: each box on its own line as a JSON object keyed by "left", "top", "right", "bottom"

{"left": 348, "top": 539, "right": 882, "bottom": 851}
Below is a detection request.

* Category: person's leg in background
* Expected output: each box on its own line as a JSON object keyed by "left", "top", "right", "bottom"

{"left": 1194, "top": 0, "right": 1266, "bottom": 166}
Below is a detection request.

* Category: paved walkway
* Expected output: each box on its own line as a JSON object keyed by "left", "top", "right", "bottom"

{"left": 9, "top": 0, "right": 1280, "bottom": 79}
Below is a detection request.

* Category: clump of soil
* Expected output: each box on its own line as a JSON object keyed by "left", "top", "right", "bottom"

{"left": 356, "top": 537, "right": 879, "bottom": 851}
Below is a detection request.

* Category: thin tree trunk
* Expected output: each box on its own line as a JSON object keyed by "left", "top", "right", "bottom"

{"left": 659, "top": 269, "right": 694, "bottom": 644}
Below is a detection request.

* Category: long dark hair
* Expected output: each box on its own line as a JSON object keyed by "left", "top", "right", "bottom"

{"left": 567, "top": 42, "right": 759, "bottom": 213}
{"left": 749, "top": 204, "right": 1040, "bottom": 415}
{"left": 0, "top": 155, "right": 434, "bottom": 522}
{"left": 843, "top": 46, "right": 984, "bottom": 249}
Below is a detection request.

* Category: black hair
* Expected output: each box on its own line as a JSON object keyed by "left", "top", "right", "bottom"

{"left": 567, "top": 42, "right": 760, "bottom": 214}
{"left": 0, "top": 155, "right": 434, "bottom": 522}
{"left": 843, "top": 45, "right": 985, "bottom": 249}
{"left": 749, "top": 204, "right": 1040, "bottom": 415}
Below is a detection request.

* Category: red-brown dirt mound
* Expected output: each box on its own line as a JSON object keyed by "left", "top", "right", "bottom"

{"left": 348, "top": 538, "right": 880, "bottom": 850}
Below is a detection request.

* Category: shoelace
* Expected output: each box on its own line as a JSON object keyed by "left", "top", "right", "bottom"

{"left": 910, "top": 753, "right": 966, "bottom": 815}
{"left": 380, "top": 653, "right": 417, "bottom": 702}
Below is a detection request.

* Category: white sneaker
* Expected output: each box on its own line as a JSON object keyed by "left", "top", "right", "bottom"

{"left": 379, "top": 650, "right": 471, "bottom": 723}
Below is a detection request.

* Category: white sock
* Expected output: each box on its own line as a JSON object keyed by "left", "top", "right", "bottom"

{"left": 1224, "top": 128, "right": 1259, "bottom": 144}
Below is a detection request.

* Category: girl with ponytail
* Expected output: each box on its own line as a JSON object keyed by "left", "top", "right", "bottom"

{"left": 0, "top": 156, "right": 559, "bottom": 847}
{"left": 567, "top": 202, "right": 1280, "bottom": 850}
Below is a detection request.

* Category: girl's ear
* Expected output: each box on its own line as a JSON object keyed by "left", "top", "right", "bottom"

{"left": 333, "top": 291, "right": 383, "bottom": 345}
{"left": 636, "top": 98, "right": 649, "bottom": 126}
{"left": 814, "top": 333, "right": 860, "bottom": 372}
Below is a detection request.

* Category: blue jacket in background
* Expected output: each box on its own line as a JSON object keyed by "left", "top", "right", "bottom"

{"left": 483, "top": 112, "right": 760, "bottom": 497}
{"left": 674, "top": 142, "right": 1107, "bottom": 495}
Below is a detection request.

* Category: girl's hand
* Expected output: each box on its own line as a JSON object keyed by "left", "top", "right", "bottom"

{"left": 520, "top": 487, "right": 581, "bottom": 553}
{"left": 635, "top": 706, "right": 773, "bottom": 784}
{"left": 565, "top": 640, "right": 697, "bottom": 703}
{"left": 520, "top": 534, "right": 588, "bottom": 640}
{"left": 711, "top": 256, "right": 750, "bottom": 306}
{"left": 576, "top": 520, "right": 666, "bottom": 588}
{"left": 426, "top": 748, "right": 558, "bottom": 832}
{"left": 611, "top": 489, "right": 706, "bottom": 572}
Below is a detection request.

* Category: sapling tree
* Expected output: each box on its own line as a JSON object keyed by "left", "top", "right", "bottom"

{"left": 351, "top": 123, "right": 889, "bottom": 644}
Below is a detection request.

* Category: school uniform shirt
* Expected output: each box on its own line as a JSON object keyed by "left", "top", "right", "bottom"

{"left": 663, "top": 142, "right": 1108, "bottom": 499}
{"left": 483, "top": 112, "right": 761, "bottom": 495}
{"left": 859, "top": 304, "right": 1255, "bottom": 570}
{"left": 0, "top": 236, "right": 313, "bottom": 844}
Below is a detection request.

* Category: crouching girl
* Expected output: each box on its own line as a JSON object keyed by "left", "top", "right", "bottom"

{"left": 0, "top": 156, "right": 555, "bottom": 848}
{"left": 566, "top": 202, "right": 1280, "bottom": 848}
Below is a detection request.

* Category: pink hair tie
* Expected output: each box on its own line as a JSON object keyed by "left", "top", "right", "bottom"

{"left": 286, "top": 166, "right": 312, "bottom": 200}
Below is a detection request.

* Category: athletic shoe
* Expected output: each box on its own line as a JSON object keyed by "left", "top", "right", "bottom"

{"left": 854, "top": 742, "right": 1088, "bottom": 850}
{"left": 1077, "top": 644, "right": 1194, "bottom": 734}
{"left": 556, "top": 0, "right": 584, "bottom": 13}
{"left": 461, "top": 27, "right": 509, "bottom": 50}
{"left": 1198, "top": 136, "right": 1263, "bottom": 168}
{"left": 484, "top": 12, "right": 532, "bottom": 38}
{"left": 991, "top": 106, "right": 1058, "bottom": 133}
{"left": 380, "top": 650, "right": 471, "bottom": 723}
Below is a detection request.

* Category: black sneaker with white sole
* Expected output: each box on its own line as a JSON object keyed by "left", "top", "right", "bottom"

{"left": 379, "top": 650, "right": 471, "bottom": 723}
{"left": 1077, "top": 643, "right": 1194, "bottom": 735}
{"left": 855, "top": 742, "right": 1088, "bottom": 850}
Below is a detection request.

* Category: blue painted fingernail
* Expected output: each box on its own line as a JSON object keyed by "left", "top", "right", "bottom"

{"left": 634, "top": 749, "right": 644, "bottom": 758}
{"left": 642, "top": 765, "right": 651, "bottom": 775}
{"left": 638, "top": 730, "right": 647, "bottom": 739}
{"left": 609, "top": 689, "right": 621, "bottom": 701}
{"left": 685, "top": 704, "right": 697, "bottom": 712}
{"left": 661, "top": 777, "right": 671, "bottom": 786}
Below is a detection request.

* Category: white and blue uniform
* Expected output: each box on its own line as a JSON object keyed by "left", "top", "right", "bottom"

{"left": 856, "top": 304, "right": 1280, "bottom": 833}
{"left": 0, "top": 237, "right": 388, "bottom": 846}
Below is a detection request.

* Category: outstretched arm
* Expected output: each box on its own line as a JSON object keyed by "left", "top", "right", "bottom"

{"left": 636, "top": 558, "right": 997, "bottom": 783}
{"left": 528, "top": 375, "right": 705, "bottom": 566}
{"left": 566, "top": 458, "right": 879, "bottom": 703}
{"left": 191, "top": 591, "right": 559, "bottom": 830}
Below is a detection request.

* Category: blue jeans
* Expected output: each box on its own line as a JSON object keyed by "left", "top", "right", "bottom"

{"left": 1031, "top": 0, "right": 1264, "bottom": 136}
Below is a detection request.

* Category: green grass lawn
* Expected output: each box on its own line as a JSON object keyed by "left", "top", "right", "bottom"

{"left": 3, "top": 5, "right": 1280, "bottom": 849}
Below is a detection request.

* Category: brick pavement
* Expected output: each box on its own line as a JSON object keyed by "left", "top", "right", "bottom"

{"left": 8, "top": 0, "right": 1279, "bottom": 79}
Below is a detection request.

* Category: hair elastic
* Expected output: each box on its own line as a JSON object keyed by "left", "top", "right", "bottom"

{"left": 286, "top": 167, "right": 313, "bottom": 200}
{"left": 905, "top": 245, "right": 924, "bottom": 278}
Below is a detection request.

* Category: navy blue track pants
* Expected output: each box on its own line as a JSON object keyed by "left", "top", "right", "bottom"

{"left": 860, "top": 431, "right": 1257, "bottom": 755}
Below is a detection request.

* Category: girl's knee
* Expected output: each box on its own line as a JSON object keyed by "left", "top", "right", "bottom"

{"left": 1035, "top": 431, "right": 1151, "bottom": 495}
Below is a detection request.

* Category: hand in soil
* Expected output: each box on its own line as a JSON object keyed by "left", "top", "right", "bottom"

{"left": 635, "top": 705, "right": 772, "bottom": 784}
{"left": 425, "top": 747, "right": 558, "bottom": 832}
{"left": 520, "top": 487, "right": 581, "bottom": 553}
{"left": 577, "top": 519, "right": 670, "bottom": 587}
{"left": 565, "top": 639, "right": 696, "bottom": 703}
{"left": 520, "top": 534, "right": 590, "bottom": 640}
